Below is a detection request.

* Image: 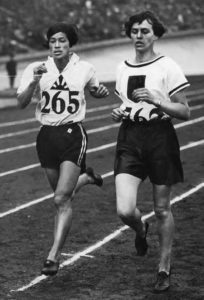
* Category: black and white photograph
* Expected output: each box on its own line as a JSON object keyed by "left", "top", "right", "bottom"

{"left": 0, "top": 1, "right": 203, "bottom": 299}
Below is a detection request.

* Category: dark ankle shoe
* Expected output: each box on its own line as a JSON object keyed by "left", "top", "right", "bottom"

{"left": 86, "top": 167, "right": 103, "bottom": 187}
{"left": 135, "top": 222, "right": 149, "bottom": 256}
{"left": 41, "top": 259, "right": 59, "bottom": 276}
{"left": 154, "top": 269, "right": 171, "bottom": 293}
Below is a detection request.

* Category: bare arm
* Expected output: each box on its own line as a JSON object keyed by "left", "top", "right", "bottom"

{"left": 17, "top": 80, "right": 39, "bottom": 109}
{"left": 111, "top": 107, "right": 125, "bottom": 122}
{"left": 17, "top": 63, "right": 47, "bottom": 109}
{"left": 161, "top": 90, "right": 190, "bottom": 121}
{"left": 89, "top": 84, "right": 109, "bottom": 98}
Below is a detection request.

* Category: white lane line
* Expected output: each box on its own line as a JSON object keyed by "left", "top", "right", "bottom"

{"left": 0, "top": 194, "right": 54, "bottom": 218}
{"left": 0, "top": 114, "right": 204, "bottom": 155}
{"left": 86, "top": 103, "right": 118, "bottom": 113}
{"left": 11, "top": 181, "right": 204, "bottom": 292}
{"left": 180, "top": 139, "right": 204, "bottom": 150}
{"left": 0, "top": 102, "right": 203, "bottom": 140}
{"left": 0, "top": 142, "right": 36, "bottom": 154}
{"left": 190, "top": 104, "right": 204, "bottom": 111}
{"left": 0, "top": 124, "right": 119, "bottom": 154}
{"left": 1, "top": 117, "right": 204, "bottom": 179}
{"left": 0, "top": 112, "right": 116, "bottom": 140}
{"left": 1, "top": 137, "right": 204, "bottom": 179}
{"left": 175, "top": 116, "right": 204, "bottom": 128}
{"left": 61, "top": 253, "right": 95, "bottom": 258}
{"left": 0, "top": 128, "right": 39, "bottom": 139}
{"left": 0, "top": 87, "right": 201, "bottom": 129}
{"left": 0, "top": 104, "right": 118, "bottom": 128}
{"left": 0, "top": 143, "right": 116, "bottom": 177}
{"left": 87, "top": 142, "right": 116, "bottom": 153}
{"left": 0, "top": 118, "right": 36, "bottom": 128}
{"left": 0, "top": 163, "right": 40, "bottom": 178}
{"left": 1, "top": 136, "right": 204, "bottom": 218}
{"left": 0, "top": 171, "right": 114, "bottom": 218}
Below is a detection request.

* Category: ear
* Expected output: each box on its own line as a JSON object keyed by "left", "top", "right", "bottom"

{"left": 153, "top": 35, "right": 158, "bottom": 42}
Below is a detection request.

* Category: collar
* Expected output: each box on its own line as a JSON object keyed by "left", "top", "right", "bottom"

{"left": 47, "top": 52, "right": 80, "bottom": 72}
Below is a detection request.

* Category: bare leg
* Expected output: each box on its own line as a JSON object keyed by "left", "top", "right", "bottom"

{"left": 45, "top": 167, "right": 101, "bottom": 195}
{"left": 74, "top": 171, "right": 98, "bottom": 194}
{"left": 153, "top": 184, "right": 174, "bottom": 273}
{"left": 45, "top": 161, "right": 80, "bottom": 262}
{"left": 115, "top": 174, "right": 146, "bottom": 237}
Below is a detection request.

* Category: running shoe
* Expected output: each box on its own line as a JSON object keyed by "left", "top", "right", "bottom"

{"left": 86, "top": 167, "right": 103, "bottom": 187}
{"left": 135, "top": 222, "right": 149, "bottom": 256}
{"left": 154, "top": 270, "right": 171, "bottom": 293}
{"left": 41, "top": 259, "right": 59, "bottom": 276}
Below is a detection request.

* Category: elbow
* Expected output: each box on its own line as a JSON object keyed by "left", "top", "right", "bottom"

{"left": 184, "top": 107, "right": 191, "bottom": 121}
{"left": 186, "top": 112, "right": 191, "bottom": 121}
{"left": 181, "top": 110, "right": 190, "bottom": 121}
{"left": 179, "top": 105, "right": 190, "bottom": 121}
{"left": 17, "top": 96, "right": 26, "bottom": 109}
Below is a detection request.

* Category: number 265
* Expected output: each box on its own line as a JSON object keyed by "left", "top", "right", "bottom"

{"left": 41, "top": 90, "right": 79, "bottom": 114}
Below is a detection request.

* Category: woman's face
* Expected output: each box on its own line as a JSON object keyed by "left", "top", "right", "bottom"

{"left": 130, "top": 20, "right": 157, "bottom": 52}
{"left": 49, "top": 32, "right": 70, "bottom": 59}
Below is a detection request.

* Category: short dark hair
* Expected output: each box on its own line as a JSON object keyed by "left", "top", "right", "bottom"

{"left": 125, "top": 11, "right": 167, "bottom": 38}
{"left": 45, "top": 22, "right": 78, "bottom": 48}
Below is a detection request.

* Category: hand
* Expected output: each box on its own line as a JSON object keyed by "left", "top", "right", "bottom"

{"left": 90, "top": 84, "right": 109, "bottom": 98}
{"left": 111, "top": 107, "right": 125, "bottom": 122}
{"left": 33, "top": 63, "right": 47, "bottom": 82}
{"left": 132, "top": 88, "right": 156, "bottom": 105}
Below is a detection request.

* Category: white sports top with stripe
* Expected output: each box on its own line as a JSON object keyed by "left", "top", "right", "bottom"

{"left": 115, "top": 55, "right": 190, "bottom": 122}
{"left": 17, "top": 53, "right": 99, "bottom": 126}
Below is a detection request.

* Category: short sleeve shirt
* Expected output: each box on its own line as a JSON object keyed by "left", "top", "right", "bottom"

{"left": 115, "top": 56, "right": 190, "bottom": 121}
{"left": 17, "top": 53, "right": 99, "bottom": 125}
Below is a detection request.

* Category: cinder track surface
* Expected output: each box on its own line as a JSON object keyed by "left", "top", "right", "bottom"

{"left": 0, "top": 78, "right": 204, "bottom": 300}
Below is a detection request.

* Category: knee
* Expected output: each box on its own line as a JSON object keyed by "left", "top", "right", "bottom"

{"left": 117, "top": 207, "right": 130, "bottom": 220}
{"left": 117, "top": 206, "right": 139, "bottom": 223}
{"left": 54, "top": 191, "right": 72, "bottom": 208}
{"left": 154, "top": 206, "right": 171, "bottom": 220}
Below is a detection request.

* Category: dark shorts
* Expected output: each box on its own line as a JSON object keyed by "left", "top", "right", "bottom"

{"left": 36, "top": 122, "right": 87, "bottom": 171}
{"left": 114, "top": 119, "right": 183, "bottom": 185}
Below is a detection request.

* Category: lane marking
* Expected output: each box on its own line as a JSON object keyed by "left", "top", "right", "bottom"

{"left": 0, "top": 115, "right": 204, "bottom": 155}
{"left": 0, "top": 133, "right": 204, "bottom": 180}
{"left": 61, "top": 253, "right": 94, "bottom": 258}
{"left": 0, "top": 112, "right": 117, "bottom": 140}
{"left": 175, "top": 116, "right": 204, "bottom": 128}
{"left": 1, "top": 136, "right": 204, "bottom": 218}
{"left": 0, "top": 104, "right": 118, "bottom": 128}
{"left": 0, "top": 163, "right": 40, "bottom": 178}
{"left": 0, "top": 121, "right": 204, "bottom": 179}
{"left": 0, "top": 171, "right": 113, "bottom": 218}
{"left": 180, "top": 139, "right": 204, "bottom": 150}
{"left": 0, "top": 142, "right": 35, "bottom": 154}
{"left": 190, "top": 104, "right": 204, "bottom": 111}
{"left": 0, "top": 102, "right": 203, "bottom": 140}
{"left": 0, "top": 88, "right": 202, "bottom": 130}
{"left": 11, "top": 181, "right": 204, "bottom": 292}
{"left": 0, "top": 125, "right": 119, "bottom": 154}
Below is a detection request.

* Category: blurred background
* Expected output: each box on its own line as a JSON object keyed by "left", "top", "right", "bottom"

{"left": 0, "top": 0, "right": 204, "bottom": 53}
{"left": 0, "top": 0, "right": 203, "bottom": 101}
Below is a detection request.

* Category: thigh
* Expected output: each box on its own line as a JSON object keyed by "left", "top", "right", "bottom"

{"left": 45, "top": 167, "right": 59, "bottom": 191}
{"left": 153, "top": 184, "right": 172, "bottom": 210}
{"left": 115, "top": 173, "right": 142, "bottom": 213}
{"left": 55, "top": 161, "right": 81, "bottom": 197}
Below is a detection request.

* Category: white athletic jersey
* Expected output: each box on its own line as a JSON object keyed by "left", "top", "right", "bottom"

{"left": 17, "top": 53, "right": 99, "bottom": 125}
{"left": 115, "top": 55, "right": 190, "bottom": 122}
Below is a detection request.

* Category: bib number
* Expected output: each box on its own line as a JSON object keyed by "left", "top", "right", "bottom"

{"left": 41, "top": 90, "right": 79, "bottom": 115}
